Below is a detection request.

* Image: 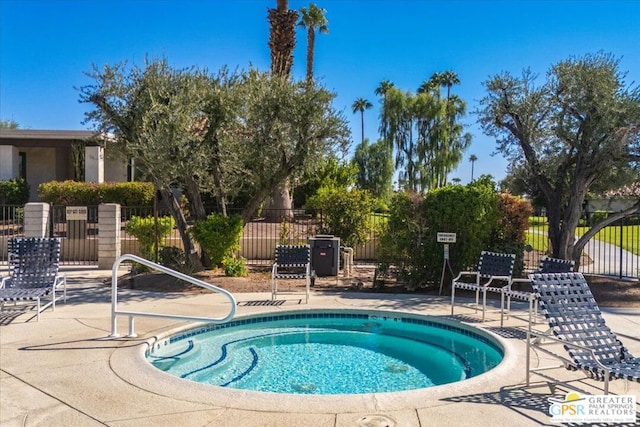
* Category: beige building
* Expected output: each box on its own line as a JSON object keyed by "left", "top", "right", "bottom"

{"left": 0, "top": 129, "right": 128, "bottom": 201}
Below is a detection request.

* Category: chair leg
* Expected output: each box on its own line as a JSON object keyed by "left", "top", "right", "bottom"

{"left": 305, "top": 276, "right": 310, "bottom": 304}
{"left": 527, "top": 296, "right": 534, "bottom": 332}
{"left": 36, "top": 297, "right": 41, "bottom": 322}
{"left": 450, "top": 285, "right": 456, "bottom": 316}
{"left": 482, "top": 290, "right": 487, "bottom": 322}
{"left": 500, "top": 291, "right": 505, "bottom": 327}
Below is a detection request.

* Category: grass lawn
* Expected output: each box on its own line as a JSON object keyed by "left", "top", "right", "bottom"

{"left": 576, "top": 224, "right": 639, "bottom": 256}
{"left": 526, "top": 220, "right": 639, "bottom": 256}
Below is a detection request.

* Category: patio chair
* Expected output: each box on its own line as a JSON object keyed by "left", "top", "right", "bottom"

{"left": 526, "top": 272, "right": 640, "bottom": 394}
{"left": 450, "top": 251, "right": 515, "bottom": 322}
{"left": 271, "top": 244, "right": 311, "bottom": 304}
{"left": 500, "top": 257, "right": 575, "bottom": 326}
{"left": 0, "top": 237, "right": 66, "bottom": 321}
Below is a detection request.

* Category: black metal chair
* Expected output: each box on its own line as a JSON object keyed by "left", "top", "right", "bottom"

{"left": 0, "top": 237, "right": 66, "bottom": 321}
{"left": 450, "top": 251, "right": 516, "bottom": 322}
{"left": 271, "top": 244, "right": 311, "bottom": 303}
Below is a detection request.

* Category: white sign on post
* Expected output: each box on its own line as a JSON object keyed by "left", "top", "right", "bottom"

{"left": 437, "top": 232, "right": 456, "bottom": 243}
{"left": 66, "top": 206, "right": 88, "bottom": 221}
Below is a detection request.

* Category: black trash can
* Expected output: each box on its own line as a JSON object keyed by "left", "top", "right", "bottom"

{"left": 309, "top": 235, "right": 340, "bottom": 276}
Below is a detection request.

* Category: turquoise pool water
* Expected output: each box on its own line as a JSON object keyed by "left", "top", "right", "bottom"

{"left": 147, "top": 311, "right": 503, "bottom": 395}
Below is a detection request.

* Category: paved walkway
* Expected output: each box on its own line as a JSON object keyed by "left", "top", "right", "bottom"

{"left": 1, "top": 268, "right": 639, "bottom": 426}
{"left": 581, "top": 237, "right": 639, "bottom": 278}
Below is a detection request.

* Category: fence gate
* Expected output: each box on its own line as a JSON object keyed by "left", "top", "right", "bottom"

{"left": 51, "top": 205, "right": 99, "bottom": 265}
{"left": 0, "top": 205, "right": 25, "bottom": 264}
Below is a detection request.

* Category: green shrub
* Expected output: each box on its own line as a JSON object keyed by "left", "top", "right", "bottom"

{"left": 223, "top": 255, "right": 247, "bottom": 277}
{"left": 125, "top": 215, "right": 175, "bottom": 260}
{"left": 0, "top": 179, "right": 30, "bottom": 205}
{"left": 190, "top": 213, "right": 244, "bottom": 268}
{"left": 159, "top": 246, "right": 186, "bottom": 271}
{"left": 306, "top": 187, "right": 375, "bottom": 248}
{"left": 491, "top": 193, "right": 533, "bottom": 277}
{"left": 376, "top": 177, "right": 531, "bottom": 289}
{"left": 376, "top": 191, "right": 425, "bottom": 278}
{"left": 38, "top": 181, "right": 154, "bottom": 206}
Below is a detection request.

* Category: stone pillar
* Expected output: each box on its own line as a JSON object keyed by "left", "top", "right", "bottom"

{"left": 24, "top": 203, "right": 50, "bottom": 238}
{"left": 85, "top": 145, "right": 104, "bottom": 183}
{"left": 98, "top": 203, "right": 121, "bottom": 269}
{"left": 0, "top": 145, "right": 19, "bottom": 180}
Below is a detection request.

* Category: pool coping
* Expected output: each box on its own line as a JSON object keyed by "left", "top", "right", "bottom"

{"left": 111, "top": 308, "right": 520, "bottom": 414}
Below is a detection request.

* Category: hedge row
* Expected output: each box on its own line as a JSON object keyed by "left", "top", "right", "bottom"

{"left": 38, "top": 181, "right": 155, "bottom": 206}
{"left": 0, "top": 179, "right": 30, "bottom": 205}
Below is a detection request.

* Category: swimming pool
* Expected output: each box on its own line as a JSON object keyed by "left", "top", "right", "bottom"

{"left": 147, "top": 309, "right": 503, "bottom": 395}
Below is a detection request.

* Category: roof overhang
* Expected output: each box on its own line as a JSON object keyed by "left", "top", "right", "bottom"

{"left": 0, "top": 129, "right": 105, "bottom": 148}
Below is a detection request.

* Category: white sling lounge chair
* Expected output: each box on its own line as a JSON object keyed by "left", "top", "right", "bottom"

{"left": 0, "top": 237, "right": 66, "bottom": 321}
{"left": 526, "top": 272, "right": 640, "bottom": 394}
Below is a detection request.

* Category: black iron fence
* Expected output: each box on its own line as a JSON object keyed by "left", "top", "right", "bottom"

{"left": 0, "top": 205, "right": 25, "bottom": 263}
{"left": 51, "top": 205, "right": 99, "bottom": 265}
{"left": 118, "top": 207, "right": 385, "bottom": 265}
{"left": 2, "top": 203, "right": 636, "bottom": 278}
{"left": 526, "top": 213, "right": 639, "bottom": 279}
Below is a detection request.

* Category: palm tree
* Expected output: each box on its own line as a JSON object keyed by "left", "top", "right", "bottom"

{"left": 268, "top": 0, "right": 298, "bottom": 78}
{"left": 440, "top": 70, "right": 460, "bottom": 102}
{"left": 352, "top": 98, "right": 372, "bottom": 144}
{"left": 298, "top": 4, "right": 328, "bottom": 82}
{"left": 267, "top": 0, "right": 298, "bottom": 220}
{"left": 374, "top": 80, "right": 394, "bottom": 98}
{"left": 469, "top": 154, "right": 478, "bottom": 181}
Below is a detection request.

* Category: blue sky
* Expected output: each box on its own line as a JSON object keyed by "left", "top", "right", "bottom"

{"left": 1, "top": 0, "right": 639, "bottom": 184}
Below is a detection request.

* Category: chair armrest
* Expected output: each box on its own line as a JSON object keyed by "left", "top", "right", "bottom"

{"left": 527, "top": 328, "right": 610, "bottom": 372}
{"left": 0, "top": 276, "right": 6, "bottom": 289}
{"left": 483, "top": 275, "right": 512, "bottom": 288}
{"left": 507, "top": 277, "right": 531, "bottom": 291}
{"left": 271, "top": 263, "right": 278, "bottom": 276}
{"left": 54, "top": 274, "right": 66, "bottom": 288}
{"left": 452, "top": 271, "right": 479, "bottom": 283}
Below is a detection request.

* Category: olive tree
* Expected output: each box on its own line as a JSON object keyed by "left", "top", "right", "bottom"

{"left": 80, "top": 59, "right": 349, "bottom": 269}
{"left": 478, "top": 52, "right": 640, "bottom": 266}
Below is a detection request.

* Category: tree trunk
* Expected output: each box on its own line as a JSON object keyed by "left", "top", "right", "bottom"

{"left": 265, "top": 180, "right": 294, "bottom": 222}
{"left": 268, "top": 5, "right": 298, "bottom": 79}
{"left": 183, "top": 176, "right": 207, "bottom": 221}
{"left": 306, "top": 29, "right": 315, "bottom": 82}
{"left": 159, "top": 186, "right": 203, "bottom": 272}
{"left": 267, "top": 0, "right": 298, "bottom": 221}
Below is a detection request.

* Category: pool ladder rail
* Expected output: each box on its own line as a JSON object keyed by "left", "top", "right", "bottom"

{"left": 109, "top": 254, "right": 237, "bottom": 338}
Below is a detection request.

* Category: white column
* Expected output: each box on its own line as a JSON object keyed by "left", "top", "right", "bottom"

{"left": 0, "top": 145, "right": 19, "bottom": 180}
{"left": 24, "top": 203, "right": 50, "bottom": 238}
{"left": 98, "top": 203, "right": 121, "bottom": 269}
{"left": 85, "top": 145, "right": 104, "bottom": 183}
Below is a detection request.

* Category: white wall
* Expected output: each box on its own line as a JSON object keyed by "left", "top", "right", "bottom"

{"left": 0, "top": 145, "right": 19, "bottom": 180}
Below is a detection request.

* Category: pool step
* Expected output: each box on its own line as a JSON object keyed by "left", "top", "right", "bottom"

{"left": 150, "top": 340, "right": 201, "bottom": 371}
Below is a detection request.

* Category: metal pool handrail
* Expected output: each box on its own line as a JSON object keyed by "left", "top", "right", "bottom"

{"left": 110, "top": 254, "right": 237, "bottom": 337}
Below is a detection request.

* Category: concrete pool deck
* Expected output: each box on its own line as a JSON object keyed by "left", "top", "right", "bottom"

{"left": 1, "top": 267, "right": 639, "bottom": 426}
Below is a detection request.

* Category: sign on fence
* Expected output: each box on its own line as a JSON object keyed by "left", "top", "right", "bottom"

{"left": 66, "top": 206, "right": 88, "bottom": 221}
{"left": 66, "top": 206, "right": 88, "bottom": 240}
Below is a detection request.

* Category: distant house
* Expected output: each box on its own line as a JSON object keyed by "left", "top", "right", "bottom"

{"left": 587, "top": 182, "right": 640, "bottom": 212}
{"left": 0, "top": 129, "right": 129, "bottom": 201}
